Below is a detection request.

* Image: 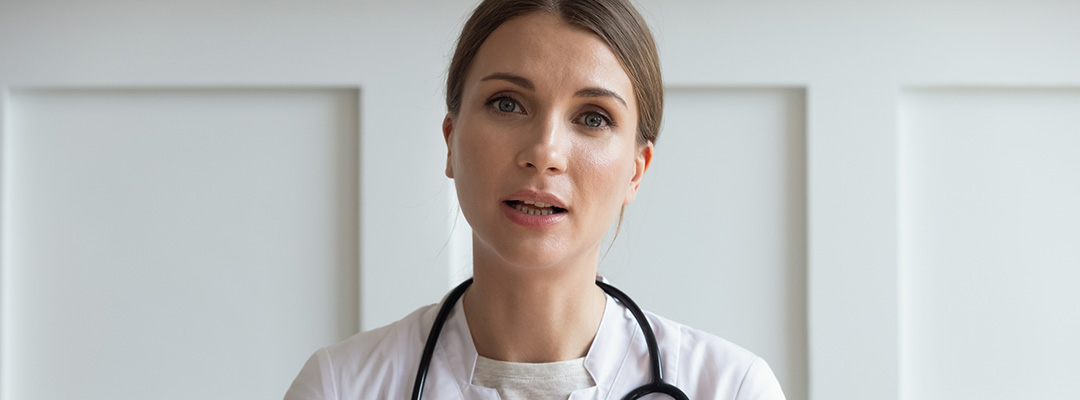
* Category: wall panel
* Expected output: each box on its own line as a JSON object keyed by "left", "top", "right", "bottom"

{"left": 2, "top": 88, "right": 359, "bottom": 400}
{"left": 900, "top": 88, "right": 1080, "bottom": 400}
{"left": 602, "top": 87, "right": 808, "bottom": 400}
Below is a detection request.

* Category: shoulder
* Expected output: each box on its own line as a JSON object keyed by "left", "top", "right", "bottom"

{"left": 646, "top": 311, "right": 786, "bottom": 400}
{"left": 284, "top": 304, "right": 438, "bottom": 400}
{"left": 324, "top": 304, "right": 433, "bottom": 370}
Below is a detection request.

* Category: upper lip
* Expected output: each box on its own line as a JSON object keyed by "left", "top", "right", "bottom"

{"left": 503, "top": 189, "right": 568, "bottom": 210}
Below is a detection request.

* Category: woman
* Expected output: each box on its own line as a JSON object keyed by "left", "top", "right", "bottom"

{"left": 286, "top": 0, "right": 785, "bottom": 398}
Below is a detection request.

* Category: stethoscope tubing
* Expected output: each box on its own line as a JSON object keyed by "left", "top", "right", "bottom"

{"left": 595, "top": 280, "right": 690, "bottom": 400}
{"left": 410, "top": 278, "right": 690, "bottom": 400}
{"left": 410, "top": 278, "right": 472, "bottom": 399}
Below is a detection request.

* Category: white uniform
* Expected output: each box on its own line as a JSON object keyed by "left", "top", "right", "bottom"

{"left": 285, "top": 288, "right": 786, "bottom": 400}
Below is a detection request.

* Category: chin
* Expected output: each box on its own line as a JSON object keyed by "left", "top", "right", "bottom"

{"left": 503, "top": 255, "right": 568, "bottom": 271}
{"left": 477, "top": 235, "right": 586, "bottom": 272}
{"left": 499, "top": 244, "right": 570, "bottom": 270}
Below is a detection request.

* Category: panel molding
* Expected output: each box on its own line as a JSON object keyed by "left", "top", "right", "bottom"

{"left": 1, "top": 86, "right": 361, "bottom": 399}
{"left": 899, "top": 86, "right": 1080, "bottom": 400}
{"left": 602, "top": 86, "right": 809, "bottom": 400}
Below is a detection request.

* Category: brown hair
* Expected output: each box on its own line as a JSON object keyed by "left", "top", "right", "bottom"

{"left": 446, "top": 0, "right": 663, "bottom": 145}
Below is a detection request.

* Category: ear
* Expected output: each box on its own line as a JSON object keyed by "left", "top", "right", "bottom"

{"left": 624, "top": 141, "right": 654, "bottom": 205}
{"left": 442, "top": 113, "right": 455, "bottom": 179}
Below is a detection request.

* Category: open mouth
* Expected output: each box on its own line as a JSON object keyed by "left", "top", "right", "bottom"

{"left": 505, "top": 200, "right": 568, "bottom": 216}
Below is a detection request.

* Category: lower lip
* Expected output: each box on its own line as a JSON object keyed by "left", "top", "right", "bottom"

{"left": 501, "top": 202, "right": 568, "bottom": 228}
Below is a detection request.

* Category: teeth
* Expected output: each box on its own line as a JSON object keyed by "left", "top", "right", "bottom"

{"left": 522, "top": 200, "right": 552, "bottom": 208}
{"left": 513, "top": 202, "right": 555, "bottom": 216}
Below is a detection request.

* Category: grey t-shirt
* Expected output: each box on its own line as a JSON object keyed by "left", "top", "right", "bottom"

{"left": 471, "top": 355, "right": 595, "bottom": 400}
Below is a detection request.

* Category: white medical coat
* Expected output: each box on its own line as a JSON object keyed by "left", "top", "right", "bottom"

{"left": 285, "top": 289, "right": 786, "bottom": 399}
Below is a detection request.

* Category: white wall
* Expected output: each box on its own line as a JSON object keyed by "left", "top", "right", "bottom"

{"left": 5, "top": 88, "right": 360, "bottom": 400}
{"left": 601, "top": 87, "right": 807, "bottom": 396}
{"left": 1, "top": 1, "right": 1078, "bottom": 399}
{"left": 899, "top": 88, "right": 1080, "bottom": 400}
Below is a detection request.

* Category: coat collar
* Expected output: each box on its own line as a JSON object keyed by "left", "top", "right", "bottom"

{"left": 429, "top": 284, "right": 641, "bottom": 398}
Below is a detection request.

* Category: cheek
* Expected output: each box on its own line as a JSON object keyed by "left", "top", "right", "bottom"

{"left": 453, "top": 126, "right": 495, "bottom": 177}
{"left": 574, "top": 141, "right": 635, "bottom": 206}
{"left": 451, "top": 134, "right": 493, "bottom": 231}
{"left": 451, "top": 125, "right": 511, "bottom": 201}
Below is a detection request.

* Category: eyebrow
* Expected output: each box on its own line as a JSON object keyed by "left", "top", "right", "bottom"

{"left": 482, "top": 72, "right": 534, "bottom": 91}
{"left": 575, "top": 87, "right": 628, "bottom": 109}
{"left": 480, "top": 72, "right": 628, "bottom": 109}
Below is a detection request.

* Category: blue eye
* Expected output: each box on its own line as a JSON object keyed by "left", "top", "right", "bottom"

{"left": 584, "top": 113, "right": 605, "bottom": 128}
{"left": 581, "top": 112, "right": 612, "bottom": 128}
{"left": 496, "top": 98, "right": 518, "bottom": 113}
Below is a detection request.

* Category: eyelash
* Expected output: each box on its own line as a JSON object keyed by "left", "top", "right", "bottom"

{"left": 485, "top": 95, "right": 616, "bottom": 129}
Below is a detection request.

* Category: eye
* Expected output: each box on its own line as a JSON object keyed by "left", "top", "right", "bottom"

{"left": 497, "top": 98, "right": 516, "bottom": 112}
{"left": 488, "top": 96, "right": 523, "bottom": 114}
{"left": 580, "top": 111, "right": 613, "bottom": 129}
{"left": 584, "top": 113, "right": 605, "bottom": 128}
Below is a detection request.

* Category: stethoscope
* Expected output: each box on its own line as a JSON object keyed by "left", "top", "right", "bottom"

{"left": 410, "top": 278, "right": 690, "bottom": 400}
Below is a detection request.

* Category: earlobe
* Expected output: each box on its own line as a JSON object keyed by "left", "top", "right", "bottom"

{"left": 443, "top": 114, "right": 454, "bottom": 179}
{"left": 624, "top": 141, "right": 654, "bottom": 204}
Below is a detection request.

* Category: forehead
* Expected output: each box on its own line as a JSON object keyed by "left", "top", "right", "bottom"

{"left": 466, "top": 13, "right": 634, "bottom": 101}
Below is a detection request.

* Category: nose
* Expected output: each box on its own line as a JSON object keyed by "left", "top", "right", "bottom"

{"left": 517, "top": 115, "right": 568, "bottom": 175}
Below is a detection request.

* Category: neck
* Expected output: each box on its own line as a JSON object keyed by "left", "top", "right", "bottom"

{"left": 462, "top": 242, "right": 607, "bottom": 363}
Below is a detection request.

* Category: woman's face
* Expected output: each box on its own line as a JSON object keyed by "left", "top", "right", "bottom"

{"left": 443, "top": 12, "right": 652, "bottom": 270}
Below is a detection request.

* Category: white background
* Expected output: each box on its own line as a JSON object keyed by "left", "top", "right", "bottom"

{"left": 2, "top": 1, "right": 1078, "bottom": 399}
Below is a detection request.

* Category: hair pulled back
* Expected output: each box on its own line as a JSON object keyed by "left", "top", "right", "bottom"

{"left": 446, "top": 0, "right": 663, "bottom": 145}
